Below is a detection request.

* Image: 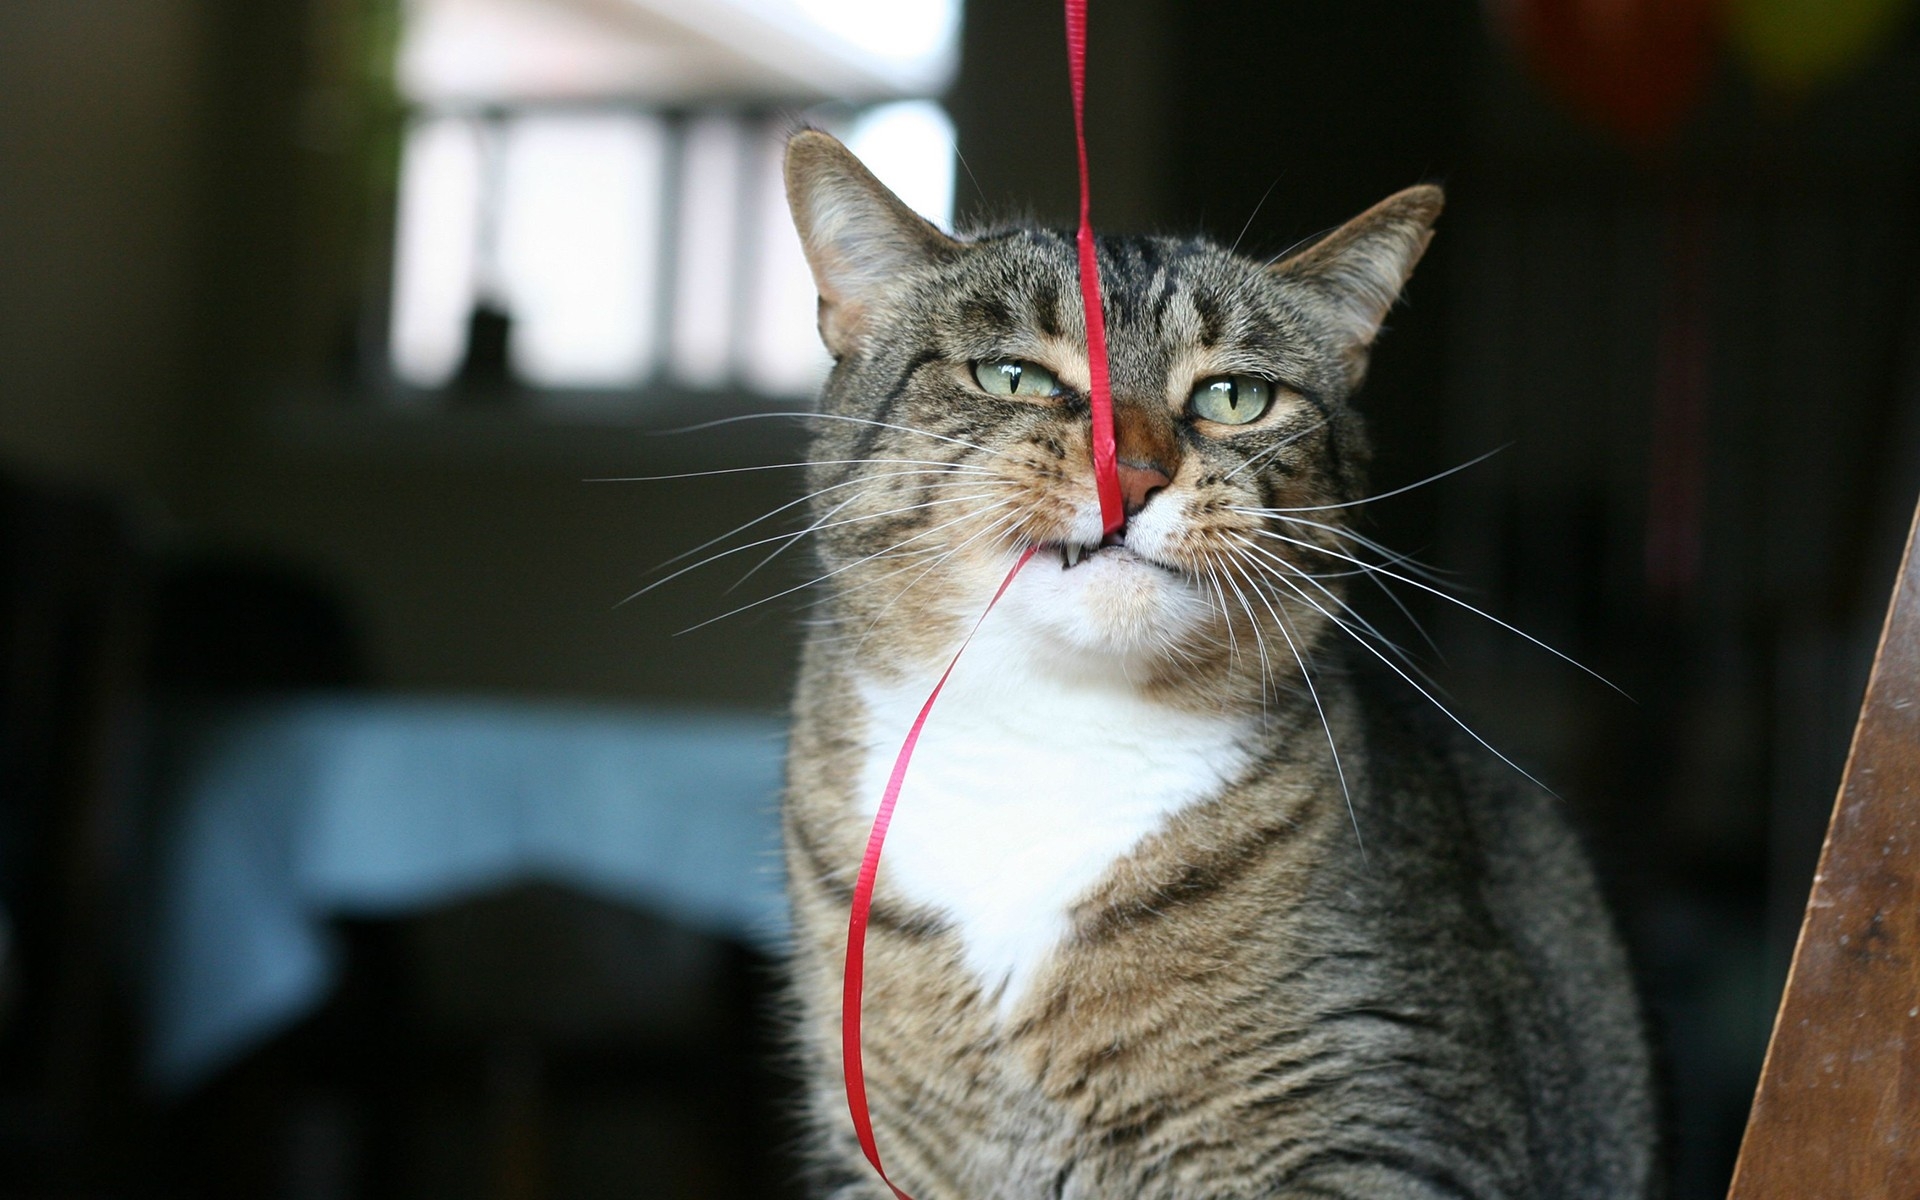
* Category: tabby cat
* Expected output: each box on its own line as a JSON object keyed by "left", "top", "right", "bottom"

{"left": 777, "top": 129, "right": 1657, "bottom": 1200}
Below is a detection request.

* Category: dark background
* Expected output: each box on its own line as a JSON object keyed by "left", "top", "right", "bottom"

{"left": 4, "top": 0, "right": 1919, "bottom": 1196}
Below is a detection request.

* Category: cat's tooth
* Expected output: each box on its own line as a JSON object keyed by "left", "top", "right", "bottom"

{"left": 1061, "top": 543, "right": 1084, "bottom": 569}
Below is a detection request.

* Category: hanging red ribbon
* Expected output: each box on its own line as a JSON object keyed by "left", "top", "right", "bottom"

{"left": 1066, "top": 0, "right": 1127, "bottom": 535}
{"left": 840, "top": 3, "right": 1124, "bottom": 1194}
{"left": 841, "top": 546, "right": 1035, "bottom": 1199}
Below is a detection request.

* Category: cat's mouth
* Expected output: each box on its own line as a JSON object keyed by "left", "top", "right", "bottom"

{"left": 1049, "top": 527, "right": 1174, "bottom": 574}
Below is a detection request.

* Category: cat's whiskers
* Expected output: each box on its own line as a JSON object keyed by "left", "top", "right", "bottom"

{"left": 586, "top": 455, "right": 998, "bottom": 485}
{"left": 1229, "top": 447, "right": 1506, "bottom": 514}
{"left": 1209, "top": 547, "right": 1363, "bottom": 857}
{"left": 1206, "top": 548, "right": 1283, "bottom": 714}
{"left": 842, "top": 506, "right": 1033, "bottom": 655}
{"left": 1233, "top": 510, "right": 1450, "bottom": 583}
{"left": 736, "top": 475, "right": 1025, "bottom": 597}
{"left": 1228, "top": 174, "right": 1285, "bottom": 257}
{"left": 716, "top": 468, "right": 1024, "bottom": 599}
{"left": 637, "top": 465, "right": 999, "bottom": 588}
{"left": 1242, "top": 524, "right": 1621, "bottom": 694}
{"left": 795, "top": 538, "right": 1026, "bottom": 649}
{"left": 1233, "top": 542, "right": 1456, "bottom": 740}
{"left": 1220, "top": 418, "right": 1327, "bottom": 484}
{"left": 1231, "top": 535, "right": 1420, "bottom": 669}
{"left": 795, "top": 532, "right": 979, "bottom": 622}
{"left": 1195, "top": 553, "right": 1244, "bottom": 674}
{"left": 672, "top": 500, "right": 1021, "bottom": 636}
{"left": 649, "top": 410, "right": 1013, "bottom": 463}
{"left": 1236, "top": 517, "right": 1451, "bottom": 658}
{"left": 725, "top": 491, "right": 869, "bottom": 595}
{"left": 620, "top": 481, "right": 1015, "bottom": 607}
{"left": 1236, "top": 550, "right": 1554, "bottom": 795}
{"left": 1235, "top": 522, "right": 1447, "bottom": 659}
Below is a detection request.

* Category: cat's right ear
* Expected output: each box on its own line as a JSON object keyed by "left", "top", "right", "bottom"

{"left": 784, "top": 129, "right": 960, "bottom": 357}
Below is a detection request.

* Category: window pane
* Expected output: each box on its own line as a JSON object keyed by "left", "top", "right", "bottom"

{"left": 389, "top": 115, "right": 483, "bottom": 390}
{"left": 670, "top": 115, "right": 746, "bottom": 390}
{"left": 497, "top": 112, "right": 665, "bottom": 390}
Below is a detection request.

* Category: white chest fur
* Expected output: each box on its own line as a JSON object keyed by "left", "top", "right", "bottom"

{"left": 854, "top": 624, "right": 1256, "bottom": 1017}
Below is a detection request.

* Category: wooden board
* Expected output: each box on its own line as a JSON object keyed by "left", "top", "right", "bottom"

{"left": 1726, "top": 499, "right": 1920, "bottom": 1199}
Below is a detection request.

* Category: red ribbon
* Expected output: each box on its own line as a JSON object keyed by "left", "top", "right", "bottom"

{"left": 839, "top": 3, "right": 1124, "bottom": 1194}
{"left": 1065, "top": 0, "right": 1126, "bottom": 535}
{"left": 842, "top": 546, "right": 1036, "bottom": 1199}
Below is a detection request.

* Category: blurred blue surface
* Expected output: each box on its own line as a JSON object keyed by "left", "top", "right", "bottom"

{"left": 146, "top": 696, "right": 789, "bottom": 1092}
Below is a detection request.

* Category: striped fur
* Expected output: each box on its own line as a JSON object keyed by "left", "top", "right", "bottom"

{"left": 778, "top": 130, "right": 1657, "bottom": 1200}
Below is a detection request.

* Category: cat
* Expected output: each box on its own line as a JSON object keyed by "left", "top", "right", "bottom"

{"left": 776, "top": 128, "right": 1658, "bottom": 1200}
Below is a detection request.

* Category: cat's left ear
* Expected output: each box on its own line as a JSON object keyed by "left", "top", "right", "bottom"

{"left": 784, "top": 129, "right": 961, "bottom": 357}
{"left": 1271, "top": 185, "right": 1443, "bottom": 382}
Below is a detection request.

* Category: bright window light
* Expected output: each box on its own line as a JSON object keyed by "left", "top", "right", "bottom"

{"left": 496, "top": 113, "right": 664, "bottom": 389}
{"left": 383, "top": 6, "right": 960, "bottom": 402}
{"left": 389, "top": 117, "right": 483, "bottom": 389}
{"left": 669, "top": 116, "right": 746, "bottom": 390}
{"left": 844, "top": 99, "right": 956, "bottom": 230}
{"left": 387, "top": 103, "right": 956, "bottom": 400}
{"left": 791, "top": 0, "right": 960, "bottom": 73}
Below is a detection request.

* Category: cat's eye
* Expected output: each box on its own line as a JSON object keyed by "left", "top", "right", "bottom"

{"left": 971, "top": 359, "right": 1061, "bottom": 399}
{"left": 1188, "top": 375, "right": 1274, "bottom": 426}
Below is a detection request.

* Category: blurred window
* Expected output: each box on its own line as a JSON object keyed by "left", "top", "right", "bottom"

{"left": 385, "top": 0, "right": 960, "bottom": 401}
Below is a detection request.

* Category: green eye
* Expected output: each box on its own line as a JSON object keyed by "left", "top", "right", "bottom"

{"left": 1189, "top": 375, "right": 1273, "bottom": 425}
{"left": 971, "top": 359, "right": 1061, "bottom": 399}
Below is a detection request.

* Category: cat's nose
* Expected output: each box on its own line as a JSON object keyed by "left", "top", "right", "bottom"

{"left": 1116, "top": 458, "right": 1172, "bottom": 515}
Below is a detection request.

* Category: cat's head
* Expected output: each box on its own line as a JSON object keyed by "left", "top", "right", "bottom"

{"left": 783, "top": 129, "right": 1439, "bottom": 699}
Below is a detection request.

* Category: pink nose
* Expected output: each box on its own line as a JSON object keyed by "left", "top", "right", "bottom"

{"left": 1116, "top": 459, "right": 1171, "bottom": 515}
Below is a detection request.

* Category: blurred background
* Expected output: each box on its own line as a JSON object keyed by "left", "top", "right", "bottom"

{"left": 3, "top": 0, "right": 1918, "bottom": 1196}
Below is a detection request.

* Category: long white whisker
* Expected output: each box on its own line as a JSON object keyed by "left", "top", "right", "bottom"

{"left": 641, "top": 466, "right": 998, "bottom": 583}
{"left": 1258, "top": 566, "right": 1555, "bottom": 796}
{"left": 1234, "top": 536, "right": 1419, "bottom": 668}
{"left": 1246, "top": 527, "right": 1622, "bottom": 695}
{"left": 1200, "top": 557, "right": 1240, "bottom": 668}
{"left": 1222, "top": 419, "right": 1328, "bottom": 483}
{"left": 671, "top": 501, "right": 1018, "bottom": 635}
{"left": 1236, "top": 512, "right": 1453, "bottom": 585}
{"left": 1215, "top": 551, "right": 1363, "bottom": 858}
{"left": 1210, "top": 550, "right": 1279, "bottom": 714}
{"left": 727, "top": 478, "right": 1024, "bottom": 596}
{"left": 1232, "top": 447, "right": 1507, "bottom": 512}
{"left": 1229, "top": 174, "right": 1285, "bottom": 257}
{"left": 1235, "top": 544, "right": 1454, "bottom": 713}
{"left": 643, "top": 410, "right": 1005, "bottom": 460}
{"left": 584, "top": 456, "right": 995, "bottom": 484}
{"left": 739, "top": 475, "right": 1026, "bottom": 592}
{"left": 1237, "top": 531, "right": 1439, "bottom": 660}
{"left": 851, "top": 509, "right": 1030, "bottom": 652}
{"left": 620, "top": 488, "right": 1011, "bottom": 606}
{"left": 724, "top": 491, "right": 867, "bottom": 595}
